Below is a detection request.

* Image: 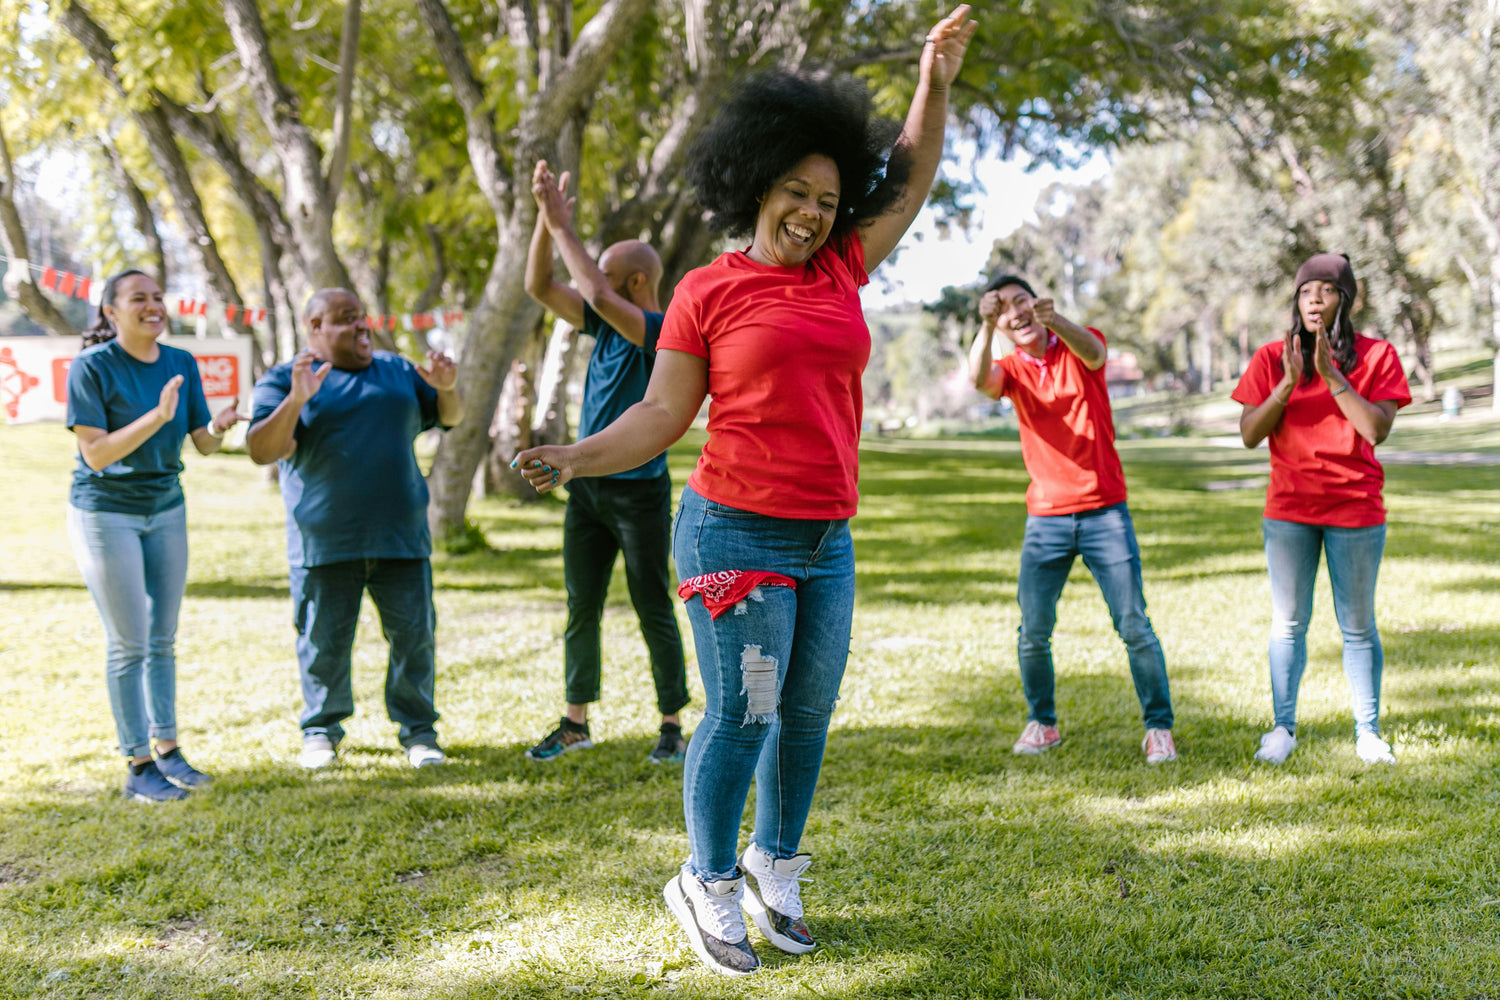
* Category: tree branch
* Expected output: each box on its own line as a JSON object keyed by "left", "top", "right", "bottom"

{"left": 324, "top": 0, "right": 362, "bottom": 201}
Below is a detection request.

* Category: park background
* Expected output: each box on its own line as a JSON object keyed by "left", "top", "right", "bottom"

{"left": 3, "top": 1, "right": 1500, "bottom": 997}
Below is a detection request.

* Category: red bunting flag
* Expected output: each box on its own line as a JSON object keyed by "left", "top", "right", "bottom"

{"left": 40, "top": 267, "right": 58, "bottom": 291}
{"left": 225, "top": 304, "right": 240, "bottom": 323}
{"left": 75, "top": 276, "right": 92, "bottom": 300}
{"left": 178, "top": 298, "right": 196, "bottom": 316}
{"left": 253, "top": 309, "right": 266, "bottom": 323}
{"left": 58, "top": 272, "right": 76, "bottom": 296}
{"left": 386, "top": 315, "right": 397, "bottom": 331}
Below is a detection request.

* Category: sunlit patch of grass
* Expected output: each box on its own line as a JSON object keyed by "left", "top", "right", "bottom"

{"left": 2, "top": 423, "right": 1499, "bottom": 998}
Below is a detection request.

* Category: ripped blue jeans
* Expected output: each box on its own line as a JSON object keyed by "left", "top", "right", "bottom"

{"left": 674, "top": 485, "right": 855, "bottom": 881}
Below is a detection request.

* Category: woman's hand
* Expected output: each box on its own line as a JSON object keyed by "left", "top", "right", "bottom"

{"left": 1282, "top": 329, "right": 1305, "bottom": 389}
{"left": 920, "top": 5, "right": 977, "bottom": 91}
{"left": 211, "top": 397, "right": 246, "bottom": 435}
{"left": 510, "top": 446, "right": 576, "bottom": 494}
{"left": 157, "top": 375, "right": 184, "bottom": 424}
{"left": 1312, "top": 324, "right": 1341, "bottom": 383}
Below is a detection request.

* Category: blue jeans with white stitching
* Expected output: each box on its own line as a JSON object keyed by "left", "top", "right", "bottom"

{"left": 673, "top": 485, "right": 854, "bottom": 881}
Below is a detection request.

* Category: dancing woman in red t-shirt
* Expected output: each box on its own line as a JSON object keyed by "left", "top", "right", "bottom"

{"left": 514, "top": 7, "right": 976, "bottom": 977}
{"left": 1231, "top": 253, "right": 1411, "bottom": 766}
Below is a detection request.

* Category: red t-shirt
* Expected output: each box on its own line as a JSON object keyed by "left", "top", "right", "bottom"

{"left": 657, "top": 232, "right": 870, "bottom": 519}
{"left": 1231, "top": 334, "right": 1411, "bottom": 527}
{"left": 992, "top": 330, "right": 1127, "bottom": 516}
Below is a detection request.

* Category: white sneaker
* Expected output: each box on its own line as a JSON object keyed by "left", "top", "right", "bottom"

{"left": 407, "top": 744, "right": 447, "bottom": 768}
{"left": 1254, "top": 726, "right": 1297, "bottom": 764}
{"left": 299, "top": 734, "right": 338, "bottom": 770}
{"left": 663, "top": 870, "right": 760, "bottom": 976}
{"left": 740, "top": 841, "right": 816, "bottom": 953}
{"left": 1356, "top": 732, "right": 1396, "bottom": 765}
{"left": 1142, "top": 728, "right": 1177, "bottom": 764}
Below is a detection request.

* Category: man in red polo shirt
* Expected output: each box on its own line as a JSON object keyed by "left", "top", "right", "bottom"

{"left": 968, "top": 273, "right": 1176, "bottom": 763}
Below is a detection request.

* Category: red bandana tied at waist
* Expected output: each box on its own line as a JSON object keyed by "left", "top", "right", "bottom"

{"left": 677, "top": 570, "right": 797, "bottom": 620}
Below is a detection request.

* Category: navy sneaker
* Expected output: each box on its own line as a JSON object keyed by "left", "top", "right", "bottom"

{"left": 154, "top": 748, "right": 212, "bottom": 788}
{"left": 124, "top": 761, "right": 190, "bottom": 803}
{"left": 525, "top": 718, "right": 593, "bottom": 762}
{"left": 648, "top": 723, "right": 687, "bottom": 765}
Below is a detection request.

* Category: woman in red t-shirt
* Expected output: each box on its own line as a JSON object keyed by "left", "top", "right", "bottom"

{"left": 514, "top": 7, "right": 976, "bottom": 977}
{"left": 1231, "top": 253, "right": 1411, "bottom": 767}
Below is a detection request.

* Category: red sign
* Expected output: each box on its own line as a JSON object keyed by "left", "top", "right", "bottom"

{"left": 51, "top": 358, "right": 71, "bottom": 403}
{"left": 196, "top": 355, "right": 239, "bottom": 397}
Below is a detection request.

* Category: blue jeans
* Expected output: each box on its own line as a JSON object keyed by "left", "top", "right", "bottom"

{"left": 1017, "top": 502, "right": 1173, "bottom": 730}
{"left": 67, "top": 503, "right": 190, "bottom": 758}
{"left": 289, "top": 558, "right": 440, "bottom": 748}
{"left": 1263, "top": 518, "right": 1386, "bottom": 736}
{"left": 673, "top": 485, "right": 855, "bottom": 881}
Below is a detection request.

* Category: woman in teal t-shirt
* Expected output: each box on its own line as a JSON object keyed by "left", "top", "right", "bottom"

{"left": 65, "top": 269, "right": 243, "bottom": 802}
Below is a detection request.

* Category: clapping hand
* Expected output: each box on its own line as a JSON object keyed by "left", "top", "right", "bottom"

{"left": 290, "top": 351, "right": 333, "bottom": 404}
{"left": 1311, "top": 323, "right": 1339, "bottom": 381}
{"left": 531, "top": 160, "right": 576, "bottom": 233}
{"left": 156, "top": 375, "right": 184, "bottom": 424}
{"left": 1032, "top": 298, "right": 1058, "bottom": 331}
{"left": 212, "top": 396, "right": 246, "bottom": 435}
{"left": 921, "top": 5, "right": 977, "bottom": 91}
{"left": 416, "top": 351, "right": 458, "bottom": 391}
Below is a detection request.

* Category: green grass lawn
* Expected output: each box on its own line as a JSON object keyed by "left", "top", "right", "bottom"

{"left": 2, "top": 423, "right": 1498, "bottom": 999}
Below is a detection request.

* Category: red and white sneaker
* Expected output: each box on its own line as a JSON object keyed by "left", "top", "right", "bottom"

{"left": 1142, "top": 728, "right": 1177, "bottom": 764}
{"left": 1012, "top": 720, "right": 1061, "bottom": 755}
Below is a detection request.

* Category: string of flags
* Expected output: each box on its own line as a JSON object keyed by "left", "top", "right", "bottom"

{"left": 6, "top": 253, "right": 465, "bottom": 332}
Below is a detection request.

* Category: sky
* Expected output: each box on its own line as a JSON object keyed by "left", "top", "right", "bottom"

{"left": 866, "top": 149, "right": 1111, "bottom": 310}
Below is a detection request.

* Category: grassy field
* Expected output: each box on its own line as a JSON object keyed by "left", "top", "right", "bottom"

{"left": 2, "top": 419, "right": 1498, "bottom": 999}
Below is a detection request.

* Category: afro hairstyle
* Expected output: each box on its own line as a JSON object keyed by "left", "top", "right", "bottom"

{"left": 686, "top": 70, "right": 912, "bottom": 240}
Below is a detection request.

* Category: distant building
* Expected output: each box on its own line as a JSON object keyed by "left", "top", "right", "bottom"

{"left": 1105, "top": 350, "right": 1145, "bottom": 399}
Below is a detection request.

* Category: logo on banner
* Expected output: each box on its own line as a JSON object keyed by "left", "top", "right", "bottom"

{"left": 0, "top": 347, "right": 42, "bottom": 419}
{"left": 196, "top": 355, "right": 239, "bottom": 397}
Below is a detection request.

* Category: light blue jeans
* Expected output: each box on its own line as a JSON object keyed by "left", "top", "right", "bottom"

{"left": 67, "top": 503, "right": 190, "bottom": 758}
{"left": 673, "top": 485, "right": 855, "bottom": 881}
{"left": 1017, "top": 502, "right": 1173, "bottom": 730}
{"left": 1263, "top": 518, "right": 1386, "bottom": 736}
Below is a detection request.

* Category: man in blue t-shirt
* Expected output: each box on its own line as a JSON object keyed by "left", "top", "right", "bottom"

{"left": 520, "top": 159, "right": 688, "bottom": 764}
{"left": 247, "top": 288, "right": 464, "bottom": 771}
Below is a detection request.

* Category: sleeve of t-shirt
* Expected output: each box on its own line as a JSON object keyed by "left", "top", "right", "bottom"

{"left": 1231, "top": 344, "right": 1277, "bottom": 406}
{"left": 1365, "top": 341, "right": 1413, "bottom": 408}
{"left": 406, "top": 357, "right": 441, "bottom": 431}
{"left": 65, "top": 353, "right": 107, "bottom": 431}
{"left": 833, "top": 230, "right": 869, "bottom": 288}
{"left": 251, "top": 366, "right": 291, "bottom": 425}
{"left": 657, "top": 278, "right": 709, "bottom": 359}
{"left": 182, "top": 353, "right": 212, "bottom": 432}
{"left": 641, "top": 311, "right": 665, "bottom": 362}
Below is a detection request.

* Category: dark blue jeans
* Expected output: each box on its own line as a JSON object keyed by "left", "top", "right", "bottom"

{"left": 673, "top": 485, "right": 854, "bottom": 881}
{"left": 1017, "top": 502, "right": 1173, "bottom": 730}
{"left": 562, "top": 473, "right": 688, "bottom": 714}
{"left": 289, "top": 558, "right": 439, "bottom": 748}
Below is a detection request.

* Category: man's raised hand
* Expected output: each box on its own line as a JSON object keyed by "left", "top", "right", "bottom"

{"left": 291, "top": 351, "right": 333, "bottom": 403}
{"left": 531, "top": 160, "right": 576, "bottom": 234}
{"left": 417, "top": 352, "right": 458, "bottom": 391}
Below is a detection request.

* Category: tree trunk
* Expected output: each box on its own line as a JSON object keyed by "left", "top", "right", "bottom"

{"left": 415, "top": 0, "right": 654, "bottom": 542}
{"left": 0, "top": 121, "right": 76, "bottom": 337}
{"left": 220, "top": 0, "right": 355, "bottom": 294}
{"left": 61, "top": 3, "right": 258, "bottom": 346}
{"left": 100, "top": 141, "right": 165, "bottom": 288}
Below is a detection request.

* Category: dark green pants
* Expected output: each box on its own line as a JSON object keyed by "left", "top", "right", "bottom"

{"left": 563, "top": 473, "right": 689, "bottom": 715}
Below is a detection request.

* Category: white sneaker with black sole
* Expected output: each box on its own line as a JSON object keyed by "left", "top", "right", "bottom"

{"left": 740, "top": 841, "right": 816, "bottom": 953}
{"left": 663, "top": 869, "right": 760, "bottom": 976}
